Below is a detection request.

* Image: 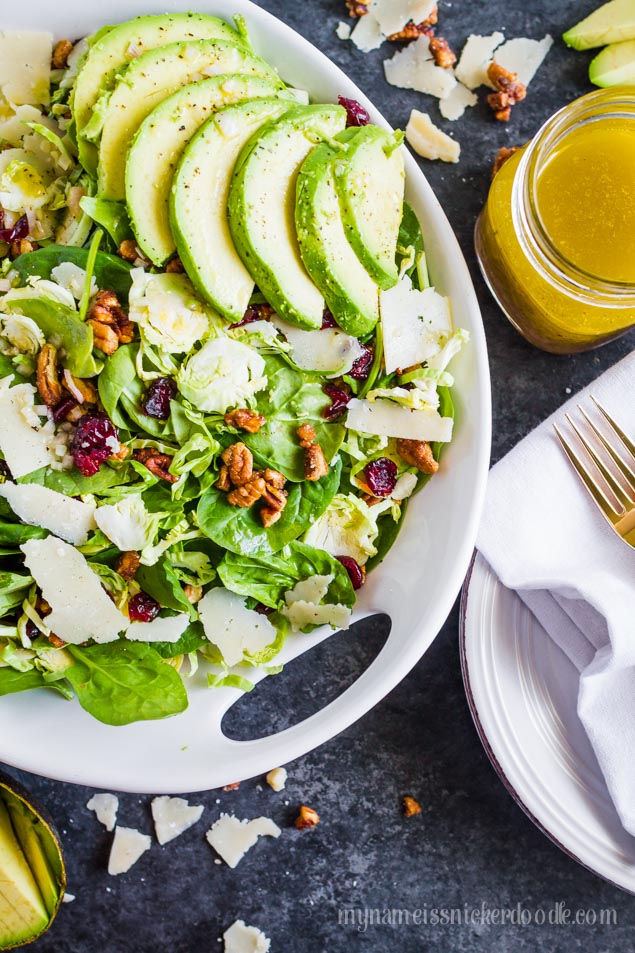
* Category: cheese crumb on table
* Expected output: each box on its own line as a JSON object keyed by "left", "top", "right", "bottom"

{"left": 405, "top": 110, "right": 460, "bottom": 163}
{"left": 151, "top": 796, "right": 204, "bottom": 846}
{"left": 86, "top": 793, "right": 119, "bottom": 832}
{"left": 454, "top": 32, "right": 505, "bottom": 89}
{"left": 224, "top": 920, "right": 271, "bottom": 953}
{"left": 107, "top": 827, "right": 152, "bottom": 876}
{"left": 206, "top": 814, "right": 281, "bottom": 869}
{"left": 266, "top": 768, "right": 288, "bottom": 793}
{"left": 439, "top": 82, "right": 478, "bottom": 121}
{"left": 384, "top": 37, "right": 456, "bottom": 99}
{"left": 493, "top": 35, "right": 553, "bottom": 86}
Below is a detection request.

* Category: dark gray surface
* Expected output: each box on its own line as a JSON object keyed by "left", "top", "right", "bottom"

{"left": 6, "top": 1, "right": 635, "bottom": 950}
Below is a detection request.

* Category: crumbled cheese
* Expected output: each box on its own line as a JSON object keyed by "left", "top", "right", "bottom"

{"left": 224, "top": 920, "right": 271, "bottom": 953}
{"left": 493, "top": 35, "right": 553, "bottom": 87}
{"left": 266, "top": 768, "right": 287, "bottom": 793}
{"left": 370, "top": 0, "right": 436, "bottom": 37}
{"left": 380, "top": 273, "right": 452, "bottom": 373}
{"left": 384, "top": 38, "right": 456, "bottom": 99}
{"left": 0, "top": 378, "right": 55, "bottom": 478}
{"left": 406, "top": 110, "right": 460, "bottom": 162}
{"left": 272, "top": 318, "right": 365, "bottom": 377}
{"left": 346, "top": 398, "right": 454, "bottom": 442}
{"left": 350, "top": 13, "right": 384, "bottom": 52}
{"left": 455, "top": 32, "right": 505, "bottom": 89}
{"left": 392, "top": 472, "right": 418, "bottom": 501}
{"left": 439, "top": 83, "right": 478, "bottom": 121}
{"left": 335, "top": 21, "right": 352, "bottom": 41}
{"left": 62, "top": 893, "right": 75, "bottom": 903}
{"left": 281, "top": 574, "right": 351, "bottom": 633}
{"left": 198, "top": 588, "right": 276, "bottom": 668}
{"left": 126, "top": 613, "right": 190, "bottom": 644}
{"left": 285, "top": 575, "right": 332, "bottom": 605}
{"left": 86, "top": 793, "right": 119, "bottom": 832}
{"left": 206, "top": 814, "right": 281, "bottom": 869}
{"left": 151, "top": 796, "right": 204, "bottom": 846}
{"left": 50, "top": 262, "right": 97, "bottom": 301}
{"left": 0, "top": 482, "right": 96, "bottom": 545}
{"left": 107, "top": 827, "right": 152, "bottom": 876}
{"left": 21, "top": 537, "right": 128, "bottom": 644}
{"left": 0, "top": 31, "right": 52, "bottom": 106}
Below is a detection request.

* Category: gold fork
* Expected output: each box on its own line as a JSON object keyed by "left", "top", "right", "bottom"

{"left": 553, "top": 395, "right": 635, "bottom": 549}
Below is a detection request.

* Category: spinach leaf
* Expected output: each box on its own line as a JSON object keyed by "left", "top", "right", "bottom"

{"left": 397, "top": 201, "right": 424, "bottom": 284}
{"left": 218, "top": 540, "right": 355, "bottom": 609}
{"left": 12, "top": 245, "right": 133, "bottom": 303}
{"left": 0, "top": 668, "right": 51, "bottom": 696}
{"left": 0, "top": 356, "right": 29, "bottom": 384}
{"left": 79, "top": 196, "right": 134, "bottom": 249}
{"left": 244, "top": 355, "right": 345, "bottom": 482}
{"left": 7, "top": 298, "right": 97, "bottom": 377}
{"left": 99, "top": 345, "right": 173, "bottom": 438}
{"left": 198, "top": 457, "right": 341, "bottom": 557}
{"left": 151, "top": 621, "right": 207, "bottom": 659}
{"left": 19, "top": 464, "right": 134, "bottom": 496}
{"left": 0, "top": 571, "right": 33, "bottom": 617}
{"left": 0, "top": 520, "right": 47, "bottom": 545}
{"left": 65, "top": 642, "right": 188, "bottom": 725}
{"left": 136, "top": 559, "right": 196, "bottom": 617}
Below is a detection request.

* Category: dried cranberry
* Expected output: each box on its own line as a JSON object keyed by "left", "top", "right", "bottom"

{"left": 338, "top": 96, "right": 370, "bottom": 128}
{"left": 128, "top": 591, "right": 160, "bottom": 623}
{"left": 0, "top": 213, "right": 29, "bottom": 244}
{"left": 321, "top": 308, "right": 337, "bottom": 329}
{"left": 142, "top": 377, "right": 177, "bottom": 420}
{"left": 52, "top": 396, "right": 78, "bottom": 424}
{"left": 365, "top": 458, "right": 398, "bottom": 497}
{"left": 254, "top": 602, "right": 274, "bottom": 615}
{"left": 323, "top": 382, "right": 351, "bottom": 421}
{"left": 336, "top": 555, "right": 365, "bottom": 590}
{"left": 230, "top": 303, "right": 273, "bottom": 329}
{"left": 70, "top": 412, "right": 119, "bottom": 477}
{"left": 25, "top": 619, "right": 39, "bottom": 641}
{"left": 349, "top": 343, "right": 373, "bottom": 381}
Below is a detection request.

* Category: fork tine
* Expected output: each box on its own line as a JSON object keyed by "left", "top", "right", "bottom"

{"left": 591, "top": 395, "right": 635, "bottom": 460}
{"left": 573, "top": 407, "right": 635, "bottom": 504}
{"left": 553, "top": 422, "right": 623, "bottom": 518}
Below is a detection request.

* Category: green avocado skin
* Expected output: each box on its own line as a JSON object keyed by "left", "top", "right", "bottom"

{"left": 295, "top": 141, "right": 379, "bottom": 338}
{"left": 563, "top": 0, "right": 635, "bottom": 49}
{"left": 588, "top": 38, "right": 635, "bottom": 85}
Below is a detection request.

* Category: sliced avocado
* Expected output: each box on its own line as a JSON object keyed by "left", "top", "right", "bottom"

{"left": 333, "top": 126, "right": 405, "bottom": 290}
{"left": 128, "top": 75, "right": 290, "bottom": 266}
{"left": 296, "top": 141, "right": 379, "bottom": 337}
{"left": 589, "top": 38, "right": 635, "bottom": 84}
{"left": 228, "top": 105, "right": 347, "bottom": 330}
{"left": 563, "top": 0, "right": 635, "bottom": 49}
{"left": 170, "top": 98, "right": 292, "bottom": 320}
{"left": 0, "top": 799, "right": 49, "bottom": 949}
{"left": 97, "top": 40, "right": 279, "bottom": 201}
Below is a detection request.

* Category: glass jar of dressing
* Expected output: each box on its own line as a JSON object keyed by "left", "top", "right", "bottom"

{"left": 475, "top": 88, "right": 635, "bottom": 353}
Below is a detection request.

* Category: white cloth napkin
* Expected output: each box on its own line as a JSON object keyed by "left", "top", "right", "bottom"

{"left": 477, "top": 350, "right": 635, "bottom": 835}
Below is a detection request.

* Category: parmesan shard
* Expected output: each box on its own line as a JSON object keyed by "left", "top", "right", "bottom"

{"left": 439, "top": 83, "right": 478, "bottom": 121}
{"left": 370, "top": 0, "right": 437, "bottom": 38}
{"left": 266, "top": 768, "right": 288, "bottom": 793}
{"left": 126, "top": 613, "right": 190, "bottom": 644}
{"left": 0, "top": 482, "right": 96, "bottom": 546}
{"left": 346, "top": 398, "right": 454, "bottom": 442}
{"left": 86, "top": 793, "right": 119, "bottom": 832}
{"left": 381, "top": 273, "right": 452, "bottom": 374}
{"left": 455, "top": 32, "right": 505, "bottom": 89}
{"left": 281, "top": 575, "right": 351, "bottom": 633}
{"left": 21, "top": 538, "right": 128, "bottom": 645}
{"left": 350, "top": 13, "right": 384, "bottom": 52}
{"left": 336, "top": 21, "right": 352, "bottom": 41}
{"left": 493, "top": 35, "right": 553, "bottom": 86}
{"left": 198, "top": 588, "right": 277, "bottom": 668}
{"left": 151, "top": 796, "right": 204, "bottom": 846}
{"left": 406, "top": 110, "right": 460, "bottom": 163}
{"left": 0, "top": 31, "right": 53, "bottom": 106}
{"left": 384, "top": 38, "right": 457, "bottom": 99}
{"left": 0, "top": 379, "right": 55, "bottom": 478}
{"left": 224, "top": 920, "right": 271, "bottom": 953}
{"left": 206, "top": 814, "right": 281, "bottom": 869}
{"left": 108, "top": 827, "right": 151, "bottom": 876}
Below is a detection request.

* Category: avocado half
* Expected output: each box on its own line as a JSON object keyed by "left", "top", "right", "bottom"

{"left": 0, "top": 770, "right": 65, "bottom": 949}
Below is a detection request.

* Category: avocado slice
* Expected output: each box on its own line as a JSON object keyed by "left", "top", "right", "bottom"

{"left": 170, "top": 98, "right": 293, "bottom": 320}
{"left": 589, "top": 38, "right": 635, "bottom": 84}
{"left": 333, "top": 126, "right": 405, "bottom": 290}
{"left": 96, "top": 39, "right": 280, "bottom": 201}
{"left": 128, "top": 76, "right": 291, "bottom": 267}
{"left": 228, "top": 105, "right": 347, "bottom": 330}
{"left": 296, "top": 141, "right": 380, "bottom": 337}
{"left": 563, "top": 0, "right": 635, "bottom": 50}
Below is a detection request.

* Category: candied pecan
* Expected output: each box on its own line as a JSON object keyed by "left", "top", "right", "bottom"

{"left": 10, "top": 238, "right": 38, "bottom": 259}
{"left": 133, "top": 448, "right": 178, "bottom": 483}
{"left": 36, "top": 596, "right": 51, "bottom": 616}
{"left": 216, "top": 464, "right": 232, "bottom": 492}
{"left": 304, "top": 443, "right": 329, "bottom": 482}
{"left": 223, "top": 782, "right": 240, "bottom": 791}
{"left": 183, "top": 584, "right": 203, "bottom": 604}
{"left": 396, "top": 438, "right": 439, "bottom": 475}
{"left": 109, "top": 444, "right": 130, "bottom": 462}
{"left": 165, "top": 256, "right": 184, "bottom": 273}
{"left": 345, "top": 0, "right": 369, "bottom": 16}
{"left": 224, "top": 408, "right": 266, "bottom": 434}
{"left": 115, "top": 551, "right": 140, "bottom": 580}
{"left": 297, "top": 423, "right": 317, "bottom": 448}
{"left": 295, "top": 805, "right": 320, "bottom": 830}
{"left": 221, "top": 442, "right": 253, "bottom": 486}
{"left": 429, "top": 36, "right": 456, "bottom": 69}
{"left": 261, "top": 482, "right": 287, "bottom": 511}
{"left": 117, "top": 239, "right": 140, "bottom": 262}
{"left": 403, "top": 796, "right": 422, "bottom": 817}
{"left": 264, "top": 468, "right": 286, "bottom": 489}
{"left": 63, "top": 374, "right": 98, "bottom": 404}
{"left": 46, "top": 632, "right": 66, "bottom": 648}
{"left": 261, "top": 506, "right": 282, "bottom": 528}
{"left": 492, "top": 145, "right": 519, "bottom": 179}
{"left": 227, "top": 475, "right": 265, "bottom": 508}
{"left": 493, "top": 105, "right": 512, "bottom": 122}
{"left": 87, "top": 319, "right": 119, "bottom": 355}
{"left": 87, "top": 290, "right": 134, "bottom": 354}
{"left": 52, "top": 39, "right": 74, "bottom": 69}
{"left": 487, "top": 61, "right": 526, "bottom": 120}
{"left": 387, "top": 5, "right": 437, "bottom": 41}
{"left": 37, "top": 344, "right": 62, "bottom": 407}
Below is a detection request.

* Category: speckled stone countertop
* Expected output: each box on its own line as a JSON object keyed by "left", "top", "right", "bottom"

{"left": 6, "top": 1, "right": 635, "bottom": 950}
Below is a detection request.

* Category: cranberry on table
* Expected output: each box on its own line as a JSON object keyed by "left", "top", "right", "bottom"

{"left": 349, "top": 343, "right": 373, "bottom": 381}
{"left": 364, "top": 458, "right": 398, "bottom": 497}
{"left": 128, "top": 591, "right": 160, "bottom": 623}
{"left": 70, "top": 412, "right": 119, "bottom": 477}
{"left": 142, "top": 377, "right": 177, "bottom": 420}
{"left": 338, "top": 96, "right": 371, "bottom": 127}
{"left": 322, "top": 382, "right": 351, "bottom": 420}
{"left": 336, "top": 555, "right": 365, "bottom": 590}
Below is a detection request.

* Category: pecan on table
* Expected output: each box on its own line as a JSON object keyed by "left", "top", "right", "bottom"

{"left": 429, "top": 36, "right": 456, "bottom": 69}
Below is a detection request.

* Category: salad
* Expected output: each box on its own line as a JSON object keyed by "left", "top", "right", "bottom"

{"left": 0, "top": 13, "right": 467, "bottom": 726}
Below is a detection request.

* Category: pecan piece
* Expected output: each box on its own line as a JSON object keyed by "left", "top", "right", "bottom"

{"left": 216, "top": 464, "right": 232, "bottom": 492}
{"left": 52, "top": 39, "right": 74, "bottom": 69}
{"left": 264, "top": 468, "right": 286, "bottom": 489}
{"left": 10, "top": 239, "right": 38, "bottom": 259}
{"left": 429, "top": 36, "right": 456, "bottom": 69}
{"left": 117, "top": 239, "right": 140, "bottom": 262}
{"left": 223, "top": 782, "right": 240, "bottom": 791}
{"left": 396, "top": 438, "right": 439, "bottom": 475}
{"left": 183, "top": 584, "right": 203, "bottom": 604}
{"left": 260, "top": 506, "right": 282, "bottom": 528}
{"left": 133, "top": 448, "right": 178, "bottom": 483}
{"left": 87, "top": 290, "right": 135, "bottom": 354}
{"left": 224, "top": 408, "right": 266, "bottom": 434}
{"left": 403, "top": 796, "right": 422, "bottom": 817}
{"left": 63, "top": 374, "right": 98, "bottom": 404}
{"left": 227, "top": 475, "right": 265, "bottom": 508}
{"left": 297, "top": 423, "right": 317, "bottom": 448}
{"left": 109, "top": 444, "right": 130, "bottom": 462}
{"left": 261, "top": 482, "right": 287, "bottom": 511}
{"left": 115, "top": 551, "right": 140, "bottom": 580}
{"left": 487, "top": 62, "right": 526, "bottom": 121}
{"left": 492, "top": 145, "right": 519, "bottom": 179}
{"left": 37, "top": 344, "right": 62, "bottom": 407}
{"left": 65, "top": 404, "right": 88, "bottom": 424}
{"left": 87, "top": 318, "right": 119, "bottom": 355}
{"left": 304, "top": 443, "right": 329, "bottom": 482}
{"left": 295, "top": 805, "right": 320, "bottom": 830}
{"left": 221, "top": 442, "right": 253, "bottom": 486}
{"left": 345, "top": 0, "right": 369, "bottom": 15}
{"left": 47, "top": 632, "right": 66, "bottom": 648}
{"left": 387, "top": 5, "right": 437, "bottom": 41}
{"left": 165, "top": 256, "right": 184, "bottom": 273}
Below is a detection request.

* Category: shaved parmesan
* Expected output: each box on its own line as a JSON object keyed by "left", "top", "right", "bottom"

{"left": 0, "top": 379, "right": 54, "bottom": 478}
{"left": 50, "top": 262, "right": 96, "bottom": 301}
{"left": 273, "top": 319, "right": 366, "bottom": 377}
{"left": 455, "top": 32, "right": 505, "bottom": 89}
{"left": 370, "top": 0, "right": 436, "bottom": 37}
{"left": 108, "top": 827, "right": 151, "bottom": 876}
{"left": 126, "top": 613, "right": 190, "bottom": 644}
{"left": 21, "top": 537, "right": 128, "bottom": 645}
{"left": 494, "top": 35, "right": 553, "bottom": 86}
{"left": 86, "top": 793, "right": 119, "bottom": 832}
{"left": 384, "top": 38, "right": 456, "bottom": 99}
{"left": 62, "top": 893, "right": 75, "bottom": 903}
{"left": 266, "top": 768, "right": 288, "bottom": 792}
{"left": 0, "top": 31, "right": 52, "bottom": 106}
{"left": 151, "top": 796, "right": 204, "bottom": 846}
{"left": 350, "top": 13, "right": 384, "bottom": 52}
{"left": 0, "top": 482, "right": 96, "bottom": 545}
{"left": 281, "top": 574, "right": 351, "bottom": 633}
{"left": 285, "top": 575, "right": 332, "bottom": 605}
{"left": 439, "top": 83, "right": 478, "bottom": 121}
{"left": 206, "top": 814, "right": 281, "bottom": 869}
{"left": 224, "top": 920, "right": 271, "bottom": 953}
{"left": 392, "top": 472, "right": 418, "bottom": 500}
{"left": 336, "top": 21, "right": 352, "bottom": 41}
{"left": 381, "top": 273, "right": 452, "bottom": 374}
{"left": 198, "top": 588, "right": 276, "bottom": 667}
{"left": 406, "top": 110, "right": 460, "bottom": 163}
{"left": 346, "top": 398, "right": 454, "bottom": 442}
